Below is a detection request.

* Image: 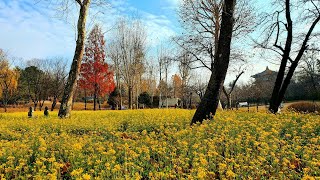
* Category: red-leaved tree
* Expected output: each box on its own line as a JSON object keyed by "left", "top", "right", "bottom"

{"left": 79, "top": 24, "right": 115, "bottom": 110}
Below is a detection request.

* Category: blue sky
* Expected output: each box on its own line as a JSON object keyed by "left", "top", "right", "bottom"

{"left": 0, "top": 0, "right": 180, "bottom": 60}
{"left": 0, "top": 0, "right": 279, "bottom": 84}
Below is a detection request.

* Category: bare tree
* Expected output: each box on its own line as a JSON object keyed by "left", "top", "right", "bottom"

{"left": 48, "top": 58, "right": 68, "bottom": 111}
{"left": 222, "top": 64, "right": 247, "bottom": 109}
{"left": 108, "top": 40, "right": 123, "bottom": 109}
{"left": 163, "top": 56, "right": 171, "bottom": 108}
{"left": 191, "top": 0, "right": 236, "bottom": 124}
{"left": 256, "top": 0, "right": 320, "bottom": 113}
{"left": 109, "top": 18, "right": 146, "bottom": 109}
{"left": 145, "top": 61, "right": 156, "bottom": 106}
{"left": 157, "top": 45, "right": 165, "bottom": 108}
{"left": 38, "top": 66, "right": 51, "bottom": 111}
{"left": 176, "top": 0, "right": 254, "bottom": 71}
{"left": 175, "top": 0, "right": 254, "bottom": 122}
{"left": 178, "top": 51, "right": 192, "bottom": 108}
{"left": 300, "top": 47, "right": 320, "bottom": 100}
{"left": 222, "top": 72, "right": 244, "bottom": 109}
{"left": 191, "top": 75, "right": 207, "bottom": 100}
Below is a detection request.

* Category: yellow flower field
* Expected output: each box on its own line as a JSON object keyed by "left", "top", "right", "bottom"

{"left": 0, "top": 109, "right": 319, "bottom": 179}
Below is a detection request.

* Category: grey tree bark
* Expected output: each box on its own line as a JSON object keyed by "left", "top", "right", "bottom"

{"left": 58, "top": 0, "right": 91, "bottom": 118}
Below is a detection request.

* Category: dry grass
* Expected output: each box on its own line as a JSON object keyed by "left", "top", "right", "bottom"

{"left": 287, "top": 101, "right": 320, "bottom": 113}
{"left": 0, "top": 101, "right": 109, "bottom": 113}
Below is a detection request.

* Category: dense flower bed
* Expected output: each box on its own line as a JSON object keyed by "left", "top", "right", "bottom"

{"left": 0, "top": 109, "right": 319, "bottom": 179}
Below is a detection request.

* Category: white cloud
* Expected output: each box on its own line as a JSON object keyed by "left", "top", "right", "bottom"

{"left": 0, "top": 0, "right": 179, "bottom": 64}
{"left": 101, "top": 0, "right": 179, "bottom": 48}
{"left": 0, "top": 0, "right": 75, "bottom": 61}
{"left": 140, "top": 12, "right": 176, "bottom": 47}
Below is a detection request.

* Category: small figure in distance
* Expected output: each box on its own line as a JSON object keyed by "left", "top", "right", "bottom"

{"left": 28, "top": 107, "right": 33, "bottom": 118}
{"left": 44, "top": 106, "right": 49, "bottom": 117}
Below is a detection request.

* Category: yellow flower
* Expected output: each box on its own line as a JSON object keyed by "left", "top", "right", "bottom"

{"left": 199, "top": 157, "right": 208, "bottom": 166}
{"left": 301, "top": 175, "right": 315, "bottom": 180}
{"left": 72, "top": 143, "right": 83, "bottom": 150}
{"left": 226, "top": 170, "right": 236, "bottom": 178}
{"left": 197, "top": 167, "right": 206, "bottom": 179}
{"left": 141, "top": 130, "right": 147, "bottom": 135}
{"left": 112, "top": 164, "right": 121, "bottom": 172}
{"left": 218, "top": 163, "right": 227, "bottom": 171}
{"left": 82, "top": 173, "right": 91, "bottom": 180}
{"left": 134, "top": 172, "right": 141, "bottom": 180}
{"left": 70, "top": 168, "right": 83, "bottom": 177}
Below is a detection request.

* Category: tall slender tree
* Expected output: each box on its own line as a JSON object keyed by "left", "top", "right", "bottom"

{"left": 109, "top": 18, "right": 146, "bottom": 109}
{"left": 58, "top": 0, "right": 91, "bottom": 117}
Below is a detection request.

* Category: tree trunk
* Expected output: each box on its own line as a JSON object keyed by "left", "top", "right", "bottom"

{"left": 58, "top": 1, "right": 90, "bottom": 118}
{"left": 269, "top": 0, "right": 292, "bottom": 113}
{"left": 128, "top": 86, "right": 133, "bottom": 109}
{"left": 222, "top": 87, "right": 231, "bottom": 109}
{"left": 51, "top": 96, "right": 57, "bottom": 111}
{"left": 84, "top": 90, "right": 87, "bottom": 110}
{"left": 34, "top": 100, "right": 38, "bottom": 111}
{"left": 271, "top": 61, "right": 299, "bottom": 112}
{"left": 4, "top": 102, "right": 7, "bottom": 112}
{"left": 227, "top": 94, "right": 232, "bottom": 109}
{"left": 39, "top": 100, "right": 45, "bottom": 111}
{"left": 136, "top": 86, "right": 139, "bottom": 109}
{"left": 94, "top": 83, "right": 98, "bottom": 111}
{"left": 99, "top": 99, "right": 101, "bottom": 110}
{"left": 3, "top": 90, "right": 8, "bottom": 112}
{"left": 119, "top": 84, "right": 123, "bottom": 110}
{"left": 269, "top": 0, "right": 320, "bottom": 113}
{"left": 189, "top": 93, "right": 192, "bottom": 109}
{"left": 191, "top": 0, "right": 235, "bottom": 124}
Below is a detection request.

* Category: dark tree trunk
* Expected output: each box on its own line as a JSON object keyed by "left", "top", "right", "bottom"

{"left": 3, "top": 99, "right": 7, "bottom": 112}
{"left": 33, "top": 100, "right": 38, "bottom": 111}
{"left": 269, "top": 0, "right": 292, "bottom": 113}
{"left": 191, "top": 0, "right": 235, "bottom": 124}
{"left": 58, "top": 1, "right": 90, "bottom": 118}
{"left": 3, "top": 90, "right": 8, "bottom": 112}
{"left": 94, "top": 83, "right": 98, "bottom": 111}
{"left": 84, "top": 90, "right": 87, "bottom": 110}
{"left": 269, "top": 0, "right": 320, "bottom": 113}
{"left": 222, "top": 87, "right": 231, "bottom": 109}
{"left": 227, "top": 94, "right": 232, "bottom": 109}
{"left": 51, "top": 96, "right": 57, "bottom": 111}
{"left": 98, "top": 97, "right": 101, "bottom": 110}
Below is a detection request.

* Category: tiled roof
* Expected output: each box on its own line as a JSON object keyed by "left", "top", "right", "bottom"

{"left": 252, "top": 66, "right": 277, "bottom": 78}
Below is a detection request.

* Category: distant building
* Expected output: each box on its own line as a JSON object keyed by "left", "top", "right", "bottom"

{"left": 252, "top": 66, "right": 277, "bottom": 82}
{"left": 250, "top": 67, "right": 278, "bottom": 103}
{"left": 159, "top": 98, "right": 181, "bottom": 108}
